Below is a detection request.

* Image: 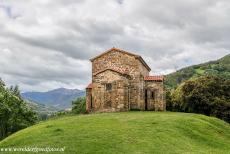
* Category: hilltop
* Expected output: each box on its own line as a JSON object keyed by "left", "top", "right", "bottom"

{"left": 0, "top": 112, "right": 229, "bottom": 154}
{"left": 165, "top": 54, "right": 230, "bottom": 88}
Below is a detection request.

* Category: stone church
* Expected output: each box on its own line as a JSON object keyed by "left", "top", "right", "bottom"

{"left": 86, "top": 48, "right": 165, "bottom": 112}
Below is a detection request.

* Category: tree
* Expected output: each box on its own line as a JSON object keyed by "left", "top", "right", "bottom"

{"left": 72, "top": 97, "right": 86, "bottom": 114}
{"left": 0, "top": 83, "right": 37, "bottom": 140}
{"left": 9, "top": 85, "right": 21, "bottom": 99}
{"left": 170, "top": 75, "right": 230, "bottom": 122}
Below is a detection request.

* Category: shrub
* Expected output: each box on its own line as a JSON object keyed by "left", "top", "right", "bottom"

{"left": 169, "top": 75, "right": 230, "bottom": 122}
{"left": 72, "top": 97, "right": 86, "bottom": 114}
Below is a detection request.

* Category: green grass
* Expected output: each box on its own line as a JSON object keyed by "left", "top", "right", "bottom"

{"left": 0, "top": 112, "right": 230, "bottom": 154}
{"left": 195, "top": 69, "right": 205, "bottom": 75}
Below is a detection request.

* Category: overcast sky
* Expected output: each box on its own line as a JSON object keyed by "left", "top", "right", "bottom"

{"left": 0, "top": 0, "right": 229, "bottom": 92}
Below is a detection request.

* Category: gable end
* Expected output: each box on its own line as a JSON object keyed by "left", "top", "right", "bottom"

{"left": 90, "top": 47, "right": 151, "bottom": 71}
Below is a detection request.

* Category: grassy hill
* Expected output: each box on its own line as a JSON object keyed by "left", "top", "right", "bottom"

{"left": 0, "top": 112, "right": 230, "bottom": 154}
{"left": 165, "top": 54, "right": 230, "bottom": 88}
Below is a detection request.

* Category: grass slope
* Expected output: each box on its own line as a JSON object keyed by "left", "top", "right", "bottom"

{"left": 165, "top": 54, "right": 230, "bottom": 88}
{"left": 0, "top": 112, "right": 230, "bottom": 154}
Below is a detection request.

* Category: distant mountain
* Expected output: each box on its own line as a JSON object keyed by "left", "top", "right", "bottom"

{"left": 22, "top": 88, "right": 85, "bottom": 109}
{"left": 165, "top": 54, "right": 230, "bottom": 89}
{"left": 26, "top": 99, "right": 59, "bottom": 113}
{"left": 25, "top": 99, "right": 59, "bottom": 120}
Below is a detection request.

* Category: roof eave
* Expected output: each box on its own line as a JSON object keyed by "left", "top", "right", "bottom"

{"left": 136, "top": 56, "right": 151, "bottom": 71}
{"left": 90, "top": 47, "right": 139, "bottom": 62}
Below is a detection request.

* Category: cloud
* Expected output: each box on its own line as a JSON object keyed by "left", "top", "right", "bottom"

{"left": 0, "top": 0, "right": 229, "bottom": 91}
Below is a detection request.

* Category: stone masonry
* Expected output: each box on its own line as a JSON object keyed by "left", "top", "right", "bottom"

{"left": 86, "top": 48, "right": 166, "bottom": 112}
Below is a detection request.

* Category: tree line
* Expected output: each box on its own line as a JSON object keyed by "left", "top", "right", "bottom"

{"left": 0, "top": 79, "right": 37, "bottom": 140}
{"left": 166, "top": 75, "right": 230, "bottom": 123}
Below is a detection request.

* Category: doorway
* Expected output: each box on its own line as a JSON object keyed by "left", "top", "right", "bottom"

{"left": 90, "top": 93, "right": 93, "bottom": 109}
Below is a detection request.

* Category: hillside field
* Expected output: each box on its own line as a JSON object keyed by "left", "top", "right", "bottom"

{"left": 0, "top": 112, "right": 230, "bottom": 154}
{"left": 165, "top": 54, "right": 230, "bottom": 88}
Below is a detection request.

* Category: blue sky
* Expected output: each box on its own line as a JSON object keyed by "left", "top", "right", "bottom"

{"left": 0, "top": 0, "right": 229, "bottom": 92}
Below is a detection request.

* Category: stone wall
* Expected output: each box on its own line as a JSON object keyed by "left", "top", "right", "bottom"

{"left": 92, "top": 50, "right": 138, "bottom": 76}
{"left": 145, "top": 81, "right": 166, "bottom": 111}
{"left": 136, "top": 60, "right": 150, "bottom": 110}
{"left": 91, "top": 49, "right": 150, "bottom": 111}
{"left": 92, "top": 70, "right": 130, "bottom": 112}
{"left": 86, "top": 88, "right": 92, "bottom": 112}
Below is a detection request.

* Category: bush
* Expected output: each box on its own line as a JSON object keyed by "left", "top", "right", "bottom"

{"left": 168, "top": 75, "right": 230, "bottom": 123}
{"left": 72, "top": 97, "right": 86, "bottom": 114}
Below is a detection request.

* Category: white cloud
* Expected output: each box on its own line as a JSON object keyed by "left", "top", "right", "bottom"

{"left": 0, "top": 0, "right": 229, "bottom": 91}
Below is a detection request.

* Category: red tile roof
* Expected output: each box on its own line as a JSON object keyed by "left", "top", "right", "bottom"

{"left": 144, "top": 76, "right": 164, "bottom": 81}
{"left": 86, "top": 83, "right": 93, "bottom": 89}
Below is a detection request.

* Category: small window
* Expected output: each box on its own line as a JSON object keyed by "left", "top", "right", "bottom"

{"left": 106, "top": 83, "right": 112, "bottom": 91}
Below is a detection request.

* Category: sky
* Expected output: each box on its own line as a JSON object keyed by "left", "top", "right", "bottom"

{"left": 0, "top": 0, "right": 229, "bottom": 92}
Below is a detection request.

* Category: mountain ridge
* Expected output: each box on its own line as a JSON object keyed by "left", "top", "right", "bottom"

{"left": 165, "top": 53, "right": 230, "bottom": 88}
{"left": 22, "top": 88, "right": 85, "bottom": 109}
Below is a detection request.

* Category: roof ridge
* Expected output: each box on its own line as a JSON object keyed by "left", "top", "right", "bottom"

{"left": 90, "top": 47, "right": 139, "bottom": 61}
